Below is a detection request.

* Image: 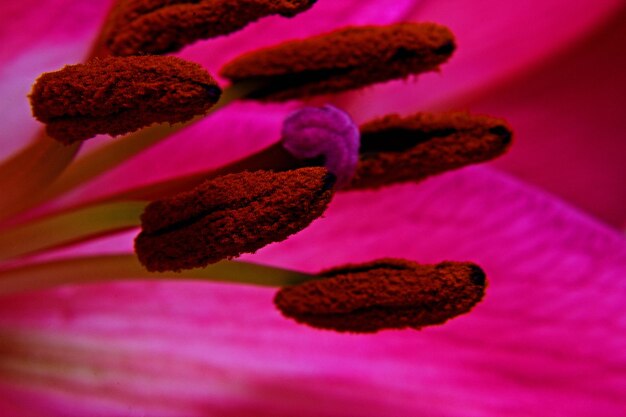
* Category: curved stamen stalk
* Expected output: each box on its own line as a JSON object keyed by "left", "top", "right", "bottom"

{"left": 0, "top": 201, "right": 146, "bottom": 261}
{"left": 0, "top": 134, "right": 81, "bottom": 223}
{"left": 0, "top": 255, "right": 314, "bottom": 296}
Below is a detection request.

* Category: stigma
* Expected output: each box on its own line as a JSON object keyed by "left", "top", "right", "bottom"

{"left": 281, "top": 105, "right": 360, "bottom": 188}
{"left": 274, "top": 259, "right": 487, "bottom": 333}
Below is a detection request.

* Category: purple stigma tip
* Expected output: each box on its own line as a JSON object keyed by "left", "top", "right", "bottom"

{"left": 281, "top": 105, "right": 360, "bottom": 188}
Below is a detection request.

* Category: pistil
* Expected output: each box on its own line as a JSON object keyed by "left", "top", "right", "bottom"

{"left": 281, "top": 105, "right": 360, "bottom": 188}
{"left": 0, "top": 255, "right": 316, "bottom": 296}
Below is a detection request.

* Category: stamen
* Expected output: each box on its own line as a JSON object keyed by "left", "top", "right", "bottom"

{"left": 347, "top": 112, "right": 513, "bottom": 189}
{"left": 274, "top": 259, "right": 487, "bottom": 333}
{"left": 37, "top": 81, "right": 259, "bottom": 205}
{"left": 281, "top": 105, "right": 360, "bottom": 188}
{"left": 103, "top": 0, "right": 317, "bottom": 56}
{"left": 29, "top": 56, "right": 221, "bottom": 144}
{"left": 135, "top": 167, "right": 335, "bottom": 272}
{"left": 220, "top": 22, "right": 455, "bottom": 101}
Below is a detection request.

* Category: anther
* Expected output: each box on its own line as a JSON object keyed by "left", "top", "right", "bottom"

{"left": 103, "top": 0, "right": 317, "bottom": 56}
{"left": 347, "top": 112, "right": 513, "bottom": 189}
{"left": 135, "top": 167, "right": 335, "bottom": 272}
{"left": 220, "top": 22, "right": 455, "bottom": 101}
{"left": 281, "top": 105, "right": 360, "bottom": 188}
{"left": 30, "top": 56, "right": 221, "bottom": 144}
{"left": 274, "top": 259, "right": 487, "bottom": 333}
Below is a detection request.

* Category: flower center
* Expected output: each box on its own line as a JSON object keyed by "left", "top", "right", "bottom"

{"left": 0, "top": 1, "right": 516, "bottom": 333}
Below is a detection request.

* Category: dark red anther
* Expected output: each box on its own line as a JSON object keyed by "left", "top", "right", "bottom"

{"left": 104, "top": 0, "right": 317, "bottom": 56}
{"left": 274, "top": 259, "right": 487, "bottom": 333}
{"left": 347, "top": 112, "right": 513, "bottom": 189}
{"left": 135, "top": 167, "right": 335, "bottom": 272}
{"left": 30, "top": 56, "right": 221, "bottom": 144}
{"left": 220, "top": 22, "right": 455, "bottom": 101}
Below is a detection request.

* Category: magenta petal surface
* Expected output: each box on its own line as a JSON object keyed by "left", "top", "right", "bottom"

{"left": 470, "top": 9, "right": 626, "bottom": 228}
{"left": 1, "top": 167, "right": 624, "bottom": 417}
{"left": 0, "top": 1, "right": 111, "bottom": 160}
{"left": 338, "top": 0, "right": 623, "bottom": 120}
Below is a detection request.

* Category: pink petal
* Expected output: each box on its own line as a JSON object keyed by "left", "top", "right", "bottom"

{"left": 337, "top": 0, "right": 623, "bottom": 119}
{"left": 0, "top": 1, "right": 108, "bottom": 65}
{"left": 0, "top": 1, "right": 111, "bottom": 160}
{"left": 467, "top": 8, "right": 626, "bottom": 228}
{"left": 1, "top": 167, "right": 624, "bottom": 416}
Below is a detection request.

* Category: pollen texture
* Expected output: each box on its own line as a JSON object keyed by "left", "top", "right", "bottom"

{"left": 135, "top": 167, "right": 335, "bottom": 272}
{"left": 220, "top": 22, "right": 455, "bottom": 101}
{"left": 104, "top": 0, "right": 317, "bottom": 56}
{"left": 30, "top": 56, "right": 221, "bottom": 144}
{"left": 274, "top": 259, "right": 487, "bottom": 333}
{"left": 348, "top": 112, "right": 513, "bottom": 189}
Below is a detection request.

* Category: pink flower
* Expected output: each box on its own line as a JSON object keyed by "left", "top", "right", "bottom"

{"left": 0, "top": 1, "right": 625, "bottom": 416}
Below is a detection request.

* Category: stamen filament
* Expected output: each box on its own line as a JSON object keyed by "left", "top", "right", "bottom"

{"left": 42, "top": 81, "right": 261, "bottom": 200}
{"left": 0, "top": 202, "right": 146, "bottom": 261}
{"left": 0, "top": 255, "right": 314, "bottom": 296}
{"left": 0, "top": 133, "right": 81, "bottom": 224}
